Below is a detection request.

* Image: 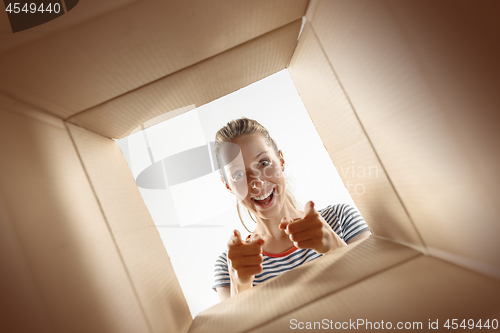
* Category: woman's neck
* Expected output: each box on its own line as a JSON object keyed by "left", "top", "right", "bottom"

{"left": 253, "top": 200, "right": 303, "bottom": 241}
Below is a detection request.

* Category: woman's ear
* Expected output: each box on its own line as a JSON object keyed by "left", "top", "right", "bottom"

{"left": 278, "top": 150, "right": 285, "bottom": 170}
{"left": 221, "top": 178, "right": 231, "bottom": 192}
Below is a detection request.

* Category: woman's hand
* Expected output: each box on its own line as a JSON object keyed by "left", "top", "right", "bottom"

{"left": 279, "top": 201, "right": 347, "bottom": 254}
{"left": 227, "top": 230, "right": 265, "bottom": 295}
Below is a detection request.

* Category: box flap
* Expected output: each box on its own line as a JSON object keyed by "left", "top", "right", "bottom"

{"left": 0, "top": 98, "right": 151, "bottom": 332}
{"left": 190, "top": 237, "right": 420, "bottom": 332}
{"left": 67, "top": 123, "right": 193, "bottom": 332}
{"left": 0, "top": 0, "right": 307, "bottom": 119}
{"left": 249, "top": 256, "right": 500, "bottom": 332}
{"left": 0, "top": 192, "right": 53, "bottom": 333}
{"left": 68, "top": 19, "right": 303, "bottom": 139}
{"left": 289, "top": 24, "right": 425, "bottom": 252}
{"left": 0, "top": 0, "right": 141, "bottom": 55}
{"left": 307, "top": 0, "right": 500, "bottom": 278}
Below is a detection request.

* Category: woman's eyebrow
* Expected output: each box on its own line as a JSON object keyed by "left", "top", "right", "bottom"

{"left": 227, "top": 165, "right": 244, "bottom": 172}
{"left": 254, "top": 151, "right": 266, "bottom": 159}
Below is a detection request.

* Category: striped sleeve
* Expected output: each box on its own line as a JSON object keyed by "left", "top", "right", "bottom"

{"left": 320, "top": 204, "right": 370, "bottom": 243}
{"left": 212, "top": 251, "right": 230, "bottom": 291}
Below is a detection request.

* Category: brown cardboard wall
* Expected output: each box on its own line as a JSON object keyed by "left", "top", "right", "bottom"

{"left": 248, "top": 256, "right": 500, "bottom": 332}
{"left": 288, "top": 24, "right": 425, "bottom": 252}
{"left": 0, "top": 191, "right": 53, "bottom": 333}
{"left": 0, "top": 0, "right": 142, "bottom": 55}
{"left": 0, "top": 95, "right": 153, "bottom": 332}
{"left": 189, "top": 237, "right": 421, "bottom": 333}
{"left": 294, "top": 0, "right": 500, "bottom": 278}
{"left": 0, "top": 0, "right": 307, "bottom": 119}
{"left": 67, "top": 19, "right": 303, "bottom": 139}
{"left": 0, "top": 3, "right": 306, "bottom": 330}
{"left": 2, "top": 1, "right": 500, "bottom": 331}
{"left": 67, "top": 123, "right": 192, "bottom": 333}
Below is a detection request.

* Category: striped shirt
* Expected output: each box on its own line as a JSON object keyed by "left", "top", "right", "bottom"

{"left": 212, "top": 204, "right": 370, "bottom": 291}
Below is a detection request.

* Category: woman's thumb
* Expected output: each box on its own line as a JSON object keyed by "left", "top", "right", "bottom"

{"left": 279, "top": 217, "right": 292, "bottom": 231}
{"left": 232, "top": 230, "right": 244, "bottom": 245}
{"left": 252, "top": 233, "right": 265, "bottom": 245}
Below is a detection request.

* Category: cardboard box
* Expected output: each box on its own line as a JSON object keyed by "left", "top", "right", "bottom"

{"left": 1, "top": 0, "right": 499, "bottom": 332}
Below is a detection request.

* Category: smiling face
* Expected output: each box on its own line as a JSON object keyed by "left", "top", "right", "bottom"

{"left": 221, "top": 133, "right": 286, "bottom": 220}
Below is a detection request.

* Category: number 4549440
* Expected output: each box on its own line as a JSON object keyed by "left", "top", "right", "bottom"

{"left": 5, "top": 3, "right": 62, "bottom": 14}
{"left": 444, "top": 319, "right": 498, "bottom": 330}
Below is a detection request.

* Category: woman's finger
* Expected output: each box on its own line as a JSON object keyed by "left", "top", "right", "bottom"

{"left": 239, "top": 242, "right": 264, "bottom": 256}
{"left": 279, "top": 216, "right": 293, "bottom": 234}
{"left": 294, "top": 239, "right": 318, "bottom": 250}
{"left": 251, "top": 234, "right": 265, "bottom": 245}
{"left": 234, "top": 230, "right": 243, "bottom": 243}
{"left": 239, "top": 254, "right": 263, "bottom": 266}
{"left": 303, "top": 201, "right": 316, "bottom": 218}
{"left": 228, "top": 230, "right": 244, "bottom": 247}
{"left": 235, "top": 266, "right": 263, "bottom": 279}
{"left": 289, "top": 228, "right": 322, "bottom": 243}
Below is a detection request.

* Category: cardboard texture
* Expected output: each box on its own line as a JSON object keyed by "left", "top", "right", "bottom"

{"left": 68, "top": 19, "right": 303, "bottom": 139}
{"left": 0, "top": 96, "right": 151, "bottom": 332}
{"left": 66, "top": 123, "right": 192, "bottom": 333}
{"left": 188, "top": 237, "right": 421, "bottom": 333}
{"left": 249, "top": 256, "right": 500, "bottom": 333}
{"left": 0, "top": 191, "right": 53, "bottom": 333}
{"left": 308, "top": 0, "right": 500, "bottom": 278}
{"left": 1, "top": 0, "right": 500, "bottom": 332}
{"left": 0, "top": 0, "right": 308, "bottom": 118}
{"left": 0, "top": 0, "right": 142, "bottom": 55}
{"left": 288, "top": 23, "right": 425, "bottom": 253}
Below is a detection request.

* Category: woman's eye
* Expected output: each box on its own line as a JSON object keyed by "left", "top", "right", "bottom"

{"left": 260, "top": 159, "right": 270, "bottom": 167}
{"left": 231, "top": 171, "right": 245, "bottom": 181}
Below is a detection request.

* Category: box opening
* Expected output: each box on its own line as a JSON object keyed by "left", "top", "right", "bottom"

{"left": 116, "top": 69, "right": 364, "bottom": 317}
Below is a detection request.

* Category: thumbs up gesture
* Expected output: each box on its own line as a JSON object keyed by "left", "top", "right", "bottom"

{"left": 227, "top": 230, "right": 265, "bottom": 289}
{"left": 279, "top": 201, "right": 347, "bottom": 254}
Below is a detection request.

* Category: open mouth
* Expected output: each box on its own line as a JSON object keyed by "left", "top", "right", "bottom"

{"left": 251, "top": 187, "right": 275, "bottom": 207}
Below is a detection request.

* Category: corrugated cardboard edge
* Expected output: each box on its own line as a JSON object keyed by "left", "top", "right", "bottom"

{"left": 249, "top": 256, "right": 500, "bottom": 332}
{"left": 308, "top": 0, "right": 500, "bottom": 279}
{"left": 189, "top": 237, "right": 420, "bottom": 333}
{"left": 0, "top": 0, "right": 308, "bottom": 119}
{"left": 288, "top": 23, "right": 426, "bottom": 253}
{"left": 0, "top": 97, "right": 151, "bottom": 332}
{"left": 67, "top": 19, "right": 303, "bottom": 139}
{"left": 66, "top": 123, "right": 193, "bottom": 333}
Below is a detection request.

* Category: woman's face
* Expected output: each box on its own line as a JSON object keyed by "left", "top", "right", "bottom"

{"left": 221, "top": 133, "right": 286, "bottom": 220}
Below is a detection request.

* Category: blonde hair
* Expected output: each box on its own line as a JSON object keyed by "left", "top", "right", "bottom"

{"left": 214, "top": 117, "right": 300, "bottom": 232}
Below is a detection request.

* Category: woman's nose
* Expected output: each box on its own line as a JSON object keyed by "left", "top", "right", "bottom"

{"left": 250, "top": 179, "right": 264, "bottom": 190}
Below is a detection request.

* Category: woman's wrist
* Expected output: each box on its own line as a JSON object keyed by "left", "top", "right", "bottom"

{"left": 328, "top": 229, "right": 347, "bottom": 253}
{"left": 229, "top": 273, "right": 253, "bottom": 296}
{"left": 317, "top": 226, "right": 347, "bottom": 254}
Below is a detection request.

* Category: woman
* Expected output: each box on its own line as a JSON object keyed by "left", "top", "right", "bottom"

{"left": 212, "top": 118, "right": 371, "bottom": 302}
